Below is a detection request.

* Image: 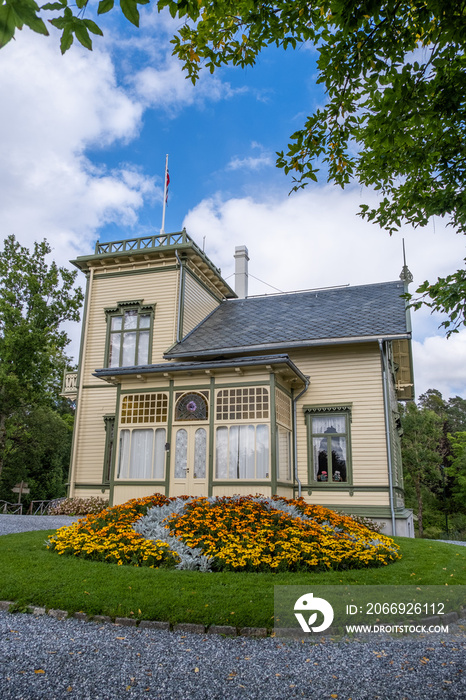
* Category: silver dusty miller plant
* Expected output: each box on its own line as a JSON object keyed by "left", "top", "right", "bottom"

{"left": 134, "top": 498, "right": 212, "bottom": 571}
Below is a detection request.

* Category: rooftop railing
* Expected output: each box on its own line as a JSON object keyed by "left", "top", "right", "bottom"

{"left": 93, "top": 230, "right": 221, "bottom": 274}
{"left": 95, "top": 231, "right": 188, "bottom": 255}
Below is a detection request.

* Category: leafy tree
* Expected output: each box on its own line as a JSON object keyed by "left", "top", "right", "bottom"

{"left": 0, "top": 406, "right": 73, "bottom": 506}
{"left": 415, "top": 388, "right": 466, "bottom": 531}
{"left": 447, "top": 431, "right": 466, "bottom": 511}
{"left": 0, "top": 235, "right": 83, "bottom": 493}
{"left": 401, "top": 402, "right": 443, "bottom": 537}
{"left": 2, "top": 0, "right": 465, "bottom": 329}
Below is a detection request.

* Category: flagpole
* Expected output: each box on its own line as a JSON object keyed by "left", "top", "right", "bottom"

{"left": 161, "top": 154, "right": 169, "bottom": 234}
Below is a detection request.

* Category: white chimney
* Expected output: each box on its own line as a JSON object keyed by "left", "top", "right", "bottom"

{"left": 234, "top": 245, "right": 249, "bottom": 298}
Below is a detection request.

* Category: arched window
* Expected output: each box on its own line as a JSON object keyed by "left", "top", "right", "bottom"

{"left": 174, "top": 392, "right": 209, "bottom": 421}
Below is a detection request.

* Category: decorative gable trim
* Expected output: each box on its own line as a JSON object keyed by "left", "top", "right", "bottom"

{"left": 104, "top": 300, "right": 155, "bottom": 317}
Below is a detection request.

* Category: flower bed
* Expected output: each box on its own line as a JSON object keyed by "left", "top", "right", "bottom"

{"left": 48, "top": 497, "right": 109, "bottom": 516}
{"left": 47, "top": 494, "right": 400, "bottom": 572}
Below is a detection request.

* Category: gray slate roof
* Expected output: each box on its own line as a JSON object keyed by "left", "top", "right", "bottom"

{"left": 166, "top": 281, "right": 409, "bottom": 359}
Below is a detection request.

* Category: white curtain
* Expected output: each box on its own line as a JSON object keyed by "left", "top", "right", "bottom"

{"left": 130, "top": 429, "right": 153, "bottom": 478}
{"left": 153, "top": 428, "right": 166, "bottom": 479}
{"left": 118, "top": 429, "right": 130, "bottom": 478}
{"left": 311, "top": 415, "right": 345, "bottom": 434}
{"left": 215, "top": 425, "right": 269, "bottom": 479}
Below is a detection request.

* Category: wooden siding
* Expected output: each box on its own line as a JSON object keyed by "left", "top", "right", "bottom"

{"left": 182, "top": 271, "right": 220, "bottom": 337}
{"left": 73, "top": 489, "right": 110, "bottom": 499}
{"left": 212, "top": 485, "right": 272, "bottom": 498}
{"left": 113, "top": 485, "right": 166, "bottom": 505}
{"left": 71, "top": 386, "right": 117, "bottom": 491}
{"left": 304, "top": 492, "right": 390, "bottom": 506}
{"left": 290, "top": 343, "right": 389, "bottom": 505}
{"left": 82, "top": 267, "right": 179, "bottom": 384}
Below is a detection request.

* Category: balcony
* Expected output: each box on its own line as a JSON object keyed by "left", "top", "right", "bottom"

{"left": 61, "top": 371, "right": 78, "bottom": 400}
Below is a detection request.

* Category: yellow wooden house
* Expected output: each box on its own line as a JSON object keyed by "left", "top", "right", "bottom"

{"left": 64, "top": 230, "right": 415, "bottom": 536}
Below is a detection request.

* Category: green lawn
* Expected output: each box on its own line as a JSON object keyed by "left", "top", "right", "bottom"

{"left": 0, "top": 532, "right": 465, "bottom": 628}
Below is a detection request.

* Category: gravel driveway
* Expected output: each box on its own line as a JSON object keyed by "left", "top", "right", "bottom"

{"left": 1, "top": 516, "right": 465, "bottom": 699}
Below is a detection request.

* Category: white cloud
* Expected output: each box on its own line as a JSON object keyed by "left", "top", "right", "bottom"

{"left": 131, "top": 57, "right": 246, "bottom": 112}
{"left": 184, "top": 186, "right": 465, "bottom": 397}
{"left": 413, "top": 330, "right": 466, "bottom": 399}
{"left": 0, "top": 34, "right": 152, "bottom": 268}
{"left": 227, "top": 143, "right": 274, "bottom": 171}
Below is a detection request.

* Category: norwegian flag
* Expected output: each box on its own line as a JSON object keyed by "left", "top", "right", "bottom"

{"left": 165, "top": 169, "right": 170, "bottom": 204}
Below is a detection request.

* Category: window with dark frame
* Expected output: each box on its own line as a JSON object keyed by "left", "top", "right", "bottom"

{"left": 105, "top": 302, "right": 154, "bottom": 368}
{"left": 305, "top": 408, "right": 351, "bottom": 485}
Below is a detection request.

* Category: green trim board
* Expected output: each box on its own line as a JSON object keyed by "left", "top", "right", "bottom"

{"left": 212, "top": 481, "right": 272, "bottom": 487}
{"left": 214, "top": 381, "right": 270, "bottom": 389}
{"left": 300, "top": 484, "right": 404, "bottom": 493}
{"left": 164, "top": 380, "right": 174, "bottom": 496}
{"left": 102, "top": 415, "right": 115, "bottom": 486}
{"left": 112, "top": 481, "right": 167, "bottom": 487}
{"left": 177, "top": 256, "right": 186, "bottom": 341}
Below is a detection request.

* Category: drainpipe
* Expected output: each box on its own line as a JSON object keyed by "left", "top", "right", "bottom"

{"left": 292, "top": 378, "right": 310, "bottom": 498}
{"left": 175, "top": 250, "right": 184, "bottom": 343}
{"left": 379, "top": 339, "right": 397, "bottom": 536}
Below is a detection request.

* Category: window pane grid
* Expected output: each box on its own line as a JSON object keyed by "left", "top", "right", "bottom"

{"left": 216, "top": 387, "right": 269, "bottom": 421}
{"left": 120, "top": 393, "right": 168, "bottom": 424}
{"left": 107, "top": 307, "right": 152, "bottom": 367}
{"left": 275, "top": 389, "right": 292, "bottom": 429}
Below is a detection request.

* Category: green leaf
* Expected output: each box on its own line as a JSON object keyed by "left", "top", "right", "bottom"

{"left": 83, "top": 18, "right": 103, "bottom": 36}
{"left": 97, "top": 0, "right": 113, "bottom": 14}
{"left": 41, "top": 1, "right": 66, "bottom": 9}
{"left": 59, "top": 24, "right": 73, "bottom": 53}
{"left": 120, "top": 0, "right": 139, "bottom": 27}
{"left": 74, "top": 22, "right": 92, "bottom": 50}
{"left": 0, "top": 3, "right": 20, "bottom": 48}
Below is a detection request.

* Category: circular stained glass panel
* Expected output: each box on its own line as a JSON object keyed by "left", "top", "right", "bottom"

{"left": 175, "top": 392, "right": 208, "bottom": 421}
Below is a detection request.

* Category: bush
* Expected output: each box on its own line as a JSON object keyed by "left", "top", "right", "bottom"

{"left": 48, "top": 497, "right": 109, "bottom": 516}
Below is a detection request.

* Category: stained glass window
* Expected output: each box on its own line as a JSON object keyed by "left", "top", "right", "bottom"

{"left": 175, "top": 392, "right": 208, "bottom": 421}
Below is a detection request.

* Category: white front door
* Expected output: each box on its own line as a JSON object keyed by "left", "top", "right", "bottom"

{"left": 170, "top": 425, "right": 208, "bottom": 497}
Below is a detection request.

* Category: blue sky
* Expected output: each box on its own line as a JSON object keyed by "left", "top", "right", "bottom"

{"left": 1, "top": 6, "right": 465, "bottom": 398}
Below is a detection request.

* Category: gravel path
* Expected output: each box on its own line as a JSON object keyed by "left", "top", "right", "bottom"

{"left": 1, "top": 516, "right": 465, "bottom": 699}
{"left": 0, "top": 515, "right": 80, "bottom": 535}
{"left": 1, "top": 611, "right": 465, "bottom": 700}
